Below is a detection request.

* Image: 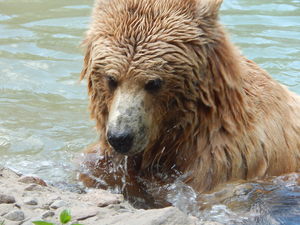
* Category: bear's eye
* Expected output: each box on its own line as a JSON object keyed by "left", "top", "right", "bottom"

{"left": 145, "top": 78, "right": 163, "bottom": 93}
{"left": 105, "top": 75, "right": 118, "bottom": 90}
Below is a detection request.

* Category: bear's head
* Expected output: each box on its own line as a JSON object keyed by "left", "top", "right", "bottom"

{"left": 81, "top": 0, "right": 245, "bottom": 160}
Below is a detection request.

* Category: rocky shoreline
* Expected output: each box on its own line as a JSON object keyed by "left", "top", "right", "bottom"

{"left": 0, "top": 166, "right": 222, "bottom": 225}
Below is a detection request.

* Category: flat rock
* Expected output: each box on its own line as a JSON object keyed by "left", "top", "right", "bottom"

{"left": 4, "top": 209, "right": 25, "bottom": 221}
{"left": 72, "top": 208, "right": 99, "bottom": 221}
{"left": 97, "top": 206, "right": 197, "bottom": 225}
{"left": 0, "top": 194, "right": 15, "bottom": 204}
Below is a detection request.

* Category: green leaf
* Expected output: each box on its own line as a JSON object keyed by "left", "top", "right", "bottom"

{"left": 32, "top": 221, "right": 55, "bottom": 225}
{"left": 60, "top": 209, "right": 72, "bottom": 224}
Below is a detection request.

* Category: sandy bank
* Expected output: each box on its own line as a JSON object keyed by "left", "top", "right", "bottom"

{"left": 0, "top": 166, "right": 222, "bottom": 225}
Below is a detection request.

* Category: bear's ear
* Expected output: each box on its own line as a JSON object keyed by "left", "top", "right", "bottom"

{"left": 80, "top": 39, "right": 95, "bottom": 97}
{"left": 194, "top": 0, "right": 223, "bottom": 21}
{"left": 80, "top": 39, "right": 92, "bottom": 80}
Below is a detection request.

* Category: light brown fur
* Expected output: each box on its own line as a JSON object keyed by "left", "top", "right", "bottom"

{"left": 80, "top": 0, "right": 300, "bottom": 203}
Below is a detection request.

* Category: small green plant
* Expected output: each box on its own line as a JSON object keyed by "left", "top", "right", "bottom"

{"left": 0, "top": 220, "right": 5, "bottom": 225}
{"left": 32, "top": 209, "right": 83, "bottom": 225}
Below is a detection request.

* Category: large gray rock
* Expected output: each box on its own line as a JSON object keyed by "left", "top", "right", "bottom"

{"left": 95, "top": 206, "right": 197, "bottom": 225}
{"left": 4, "top": 209, "right": 25, "bottom": 221}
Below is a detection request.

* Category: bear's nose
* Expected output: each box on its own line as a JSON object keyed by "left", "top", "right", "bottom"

{"left": 107, "top": 129, "right": 134, "bottom": 154}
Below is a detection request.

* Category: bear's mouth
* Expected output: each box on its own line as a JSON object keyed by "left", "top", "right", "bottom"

{"left": 107, "top": 129, "right": 135, "bottom": 154}
{"left": 106, "top": 126, "right": 150, "bottom": 156}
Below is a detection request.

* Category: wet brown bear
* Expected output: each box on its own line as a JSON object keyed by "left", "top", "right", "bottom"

{"left": 79, "top": 0, "right": 300, "bottom": 207}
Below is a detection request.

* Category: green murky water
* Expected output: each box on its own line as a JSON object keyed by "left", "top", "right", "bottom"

{"left": 0, "top": 0, "right": 299, "bottom": 224}
{"left": 0, "top": 0, "right": 95, "bottom": 183}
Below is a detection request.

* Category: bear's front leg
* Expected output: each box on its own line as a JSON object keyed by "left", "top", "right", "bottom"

{"left": 79, "top": 143, "right": 166, "bottom": 208}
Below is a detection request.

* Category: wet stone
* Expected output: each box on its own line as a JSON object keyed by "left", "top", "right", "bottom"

{"left": 0, "top": 194, "right": 15, "bottom": 204}
{"left": 4, "top": 209, "right": 25, "bottom": 221}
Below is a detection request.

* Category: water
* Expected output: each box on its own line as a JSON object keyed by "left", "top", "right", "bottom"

{"left": 0, "top": 0, "right": 96, "bottom": 184}
{"left": 0, "top": 0, "right": 299, "bottom": 224}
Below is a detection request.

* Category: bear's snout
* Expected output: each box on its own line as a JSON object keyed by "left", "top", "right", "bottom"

{"left": 106, "top": 88, "right": 151, "bottom": 155}
{"left": 107, "top": 129, "right": 134, "bottom": 154}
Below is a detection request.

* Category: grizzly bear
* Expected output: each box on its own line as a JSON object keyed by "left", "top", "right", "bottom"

{"left": 79, "top": 0, "right": 300, "bottom": 207}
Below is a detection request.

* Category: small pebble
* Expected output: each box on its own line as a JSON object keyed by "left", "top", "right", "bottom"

{"left": 4, "top": 210, "right": 25, "bottom": 221}
{"left": 42, "top": 211, "right": 55, "bottom": 219}
{"left": 14, "top": 203, "right": 21, "bottom": 209}
{"left": 0, "top": 194, "right": 15, "bottom": 204}
{"left": 40, "top": 203, "right": 50, "bottom": 210}
{"left": 18, "top": 176, "right": 47, "bottom": 186}
{"left": 50, "top": 200, "right": 67, "bottom": 209}
{"left": 24, "top": 197, "right": 38, "bottom": 206}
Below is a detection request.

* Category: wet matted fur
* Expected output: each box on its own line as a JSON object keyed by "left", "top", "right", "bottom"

{"left": 80, "top": 0, "right": 300, "bottom": 201}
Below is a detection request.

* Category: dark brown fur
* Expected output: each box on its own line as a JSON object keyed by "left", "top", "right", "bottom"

{"left": 80, "top": 0, "right": 300, "bottom": 205}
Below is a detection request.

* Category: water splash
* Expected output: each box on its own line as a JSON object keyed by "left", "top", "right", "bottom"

{"left": 77, "top": 151, "right": 300, "bottom": 225}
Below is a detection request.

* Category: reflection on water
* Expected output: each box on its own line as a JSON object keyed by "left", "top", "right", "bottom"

{"left": 0, "top": 0, "right": 299, "bottom": 224}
